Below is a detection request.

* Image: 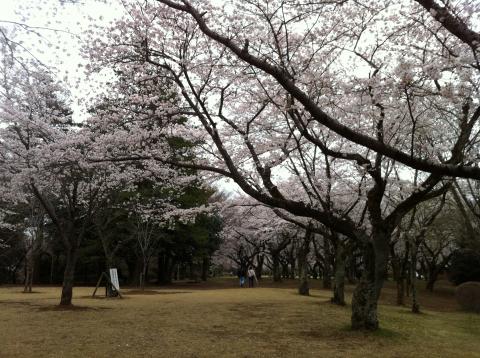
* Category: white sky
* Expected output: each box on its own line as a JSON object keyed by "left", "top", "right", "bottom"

{"left": 0, "top": 0, "right": 124, "bottom": 121}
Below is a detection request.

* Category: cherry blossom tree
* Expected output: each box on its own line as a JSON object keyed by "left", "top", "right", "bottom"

{"left": 83, "top": 0, "right": 480, "bottom": 330}
{"left": 21, "top": 199, "right": 46, "bottom": 293}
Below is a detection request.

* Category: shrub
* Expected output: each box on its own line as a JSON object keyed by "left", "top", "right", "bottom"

{"left": 448, "top": 249, "right": 480, "bottom": 286}
{"left": 455, "top": 282, "right": 480, "bottom": 313}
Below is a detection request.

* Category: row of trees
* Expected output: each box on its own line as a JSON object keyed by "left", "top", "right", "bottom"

{"left": 216, "top": 190, "right": 480, "bottom": 305}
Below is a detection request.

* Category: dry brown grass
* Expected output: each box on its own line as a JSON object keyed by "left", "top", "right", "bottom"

{"left": 0, "top": 279, "right": 479, "bottom": 358}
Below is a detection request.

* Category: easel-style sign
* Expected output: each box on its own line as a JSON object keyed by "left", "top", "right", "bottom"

{"left": 110, "top": 268, "right": 120, "bottom": 291}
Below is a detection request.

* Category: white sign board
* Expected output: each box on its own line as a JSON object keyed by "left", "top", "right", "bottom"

{"left": 109, "top": 268, "right": 120, "bottom": 291}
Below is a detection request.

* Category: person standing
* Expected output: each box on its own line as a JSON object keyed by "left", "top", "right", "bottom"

{"left": 237, "top": 266, "right": 246, "bottom": 287}
{"left": 247, "top": 266, "right": 257, "bottom": 288}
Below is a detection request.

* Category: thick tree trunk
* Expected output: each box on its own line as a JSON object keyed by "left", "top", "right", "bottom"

{"left": 351, "top": 274, "right": 378, "bottom": 330}
{"left": 322, "top": 266, "right": 332, "bottom": 289}
{"left": 60, "top": 249, "right": 78, "bottom": 306}
{"left": 331, "top": 244, "right": 346, "bottom": 305}
{"left": 351, "top": 235, "right": 389, "bottom": 331}
{"left": 23, "top": 250, "right": 34, "bottom": 293}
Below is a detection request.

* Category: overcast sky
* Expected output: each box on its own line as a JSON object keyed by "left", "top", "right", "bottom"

{"left": 0, "top": 0, "right": 124, "bottom": 121}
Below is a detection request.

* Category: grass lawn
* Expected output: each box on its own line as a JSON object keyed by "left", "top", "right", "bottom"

{"left": 0, "top": 279, "right": 479, "bottom": 357}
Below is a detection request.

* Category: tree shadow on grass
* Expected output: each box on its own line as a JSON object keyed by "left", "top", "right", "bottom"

{"left": 339, "top": 324, "right": 402, "bottom": 339}
{"left": 0, "top": 300, "right": 111, "bottom": 312}
{"left": 37, "top": 305, "right": 112, "bottom": 312}
{"left": 20, "top": 291, "right": 44, "bottom": 294}
{"left": 125, "top": 290, "right": 192, "bottom": 295}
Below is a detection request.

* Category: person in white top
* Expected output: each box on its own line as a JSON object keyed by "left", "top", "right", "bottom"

{"left": 247, "top": 267, "right": 257, "bottom": 288}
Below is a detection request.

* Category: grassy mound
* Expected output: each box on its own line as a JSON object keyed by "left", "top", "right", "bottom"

{"left": 456, "top": 281, "right": 480, "bottom": 313}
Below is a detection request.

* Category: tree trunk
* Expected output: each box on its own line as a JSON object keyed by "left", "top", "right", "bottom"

{"left": 405, "top": 265, "right": 411, "bottom": 297}
{"left": 50, "top": 254, "right": 55, "bottom": 284}
{"left": 297, "top": 232, "right": 311, "bottom": 296}
{"left": 282, "top": 263, "right": 289, "bottom": 279}
{"left": 391, "top": 255, "right": 406, "bottom": 306}
{"left": 425, "top": 267, "right": 437, "bottom": 292}
{"left": 23, "top": 250, "right": 34, "bottom": 293}
{"left": 411, "top": 279, "right": 420, "bottom": 313}
{"left": 396, "top": 278, "right": 405, "bottom": 305}
{"left": 346, "top": 253, "right": 358, "bottom": 284}
{"left": 311, "top": 262, "right": 319, "bottom": 279}
{"left": 331, "top": 244, "right": 346, "bottom": 305}
{"left": 140, "top": 259, "right": 147, "bottom": 291}
{"left": 323, "top": 238, "right": 333, "bottom": 289}
{"left": 272, "top": 253, "right": 282, "bottom": 282}
{"left": 60, "top": 249, "right": 78, "bottom": 306}
{"left": 351, "top": 274, "right": 378, "bottom": 330}
{"left": 255, "top": 254, "right": 264, "bottom": 279}
{"left": 322, "top": 266, "right": 332, "bottom": 289}
{"left": 425, "top": 278, "right": 435, "bottom": 292}
{"left": 411, "top": 243, "right": 420, "bottom": 313}
{"left": 289, "top": 255, "right": 296, "bottom": 279}
{"left": 351, "top": 236, "right": 389, "bottom": 331}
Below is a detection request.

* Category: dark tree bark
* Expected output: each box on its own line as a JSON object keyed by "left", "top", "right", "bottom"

{"left": 272, "top": 252, "right": 281, "bottom": 282}
{"left": 425, "top": 275, "right": 436, "bottom": 292}
{"left": 351, "top": 227, "right": 390, "bottom": 330}
{"left": 255, "top": 254, "right": 264, "bottom": 279}
{"left": 268, "top": 235, "right": 291, "bottom": 282}
{"left": 351, "top": 246, "right": 379, "bottom": 330}
{"left": 60, "top": 248, "right": 78, "bottom": 306}
{"left": 288, "top": 244, "right": 296, "bottom": 280}
{"left": 410, "top": 241, "right": 420, "bottom": 314}
{"left": 322, "top": 265, "right": 332, "bottom": 289}
{"left": 390, "top": 237, "right": 409, "bottom": 306}
{"left": 297, "top": 227, "right": 312, "bottom": 296}
{"left": 23, "top": 250, "right": 34, "bottom": 293}
{"left": 331, "top": 242, "right": 346, "bottom": 305}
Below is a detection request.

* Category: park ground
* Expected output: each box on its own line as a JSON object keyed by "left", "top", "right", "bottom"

{"left": 0, "top": 279, "right": 479, "bottom": 358}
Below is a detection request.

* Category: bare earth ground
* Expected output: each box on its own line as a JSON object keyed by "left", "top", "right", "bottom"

{"left": 0, "top": 279, "right": 479, "bottom": 358}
